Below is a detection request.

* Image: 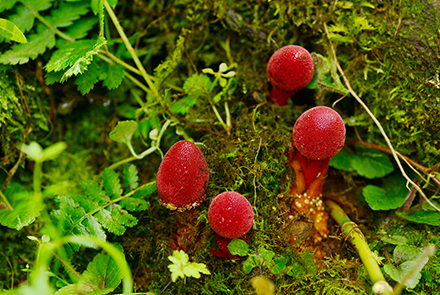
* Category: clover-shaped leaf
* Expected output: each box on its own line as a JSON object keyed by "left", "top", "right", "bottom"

{"left": 167, "top": 250, "right": 210, "bottom": 282}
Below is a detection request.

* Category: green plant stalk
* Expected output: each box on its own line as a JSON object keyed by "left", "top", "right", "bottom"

{"left": 31, "top": 10, "right": 75, "bottom": 42}
{"left": 324, "top": 199, "right": 393, "bottom": 294}
{"left": 104, "top": 0, "right": 159, "bottom": 99}
{"left": 0, "top": 189, "right": 13, "bottom": 210}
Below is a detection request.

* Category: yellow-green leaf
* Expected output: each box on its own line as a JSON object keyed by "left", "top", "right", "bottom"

{"left": 0, "top": 18, "right": 27, "bottom": 43}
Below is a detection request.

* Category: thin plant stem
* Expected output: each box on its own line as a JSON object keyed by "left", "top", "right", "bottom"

{"left": 32, "top": 11, "right": 75, "bottom": 42}
{"left": 104, "top": 0, "right": 159, "bottom": 98}
{"left": 0, "top": 190, "right": 13, "bottom": 210}
{"left": 324, "top": 199, "right": 393, "bottom": 294}
{"left": 123, "top": 71, "right": 152, "bottom": 95}
{"left": 99, "top": 50, "right": 142, "bottom": 76}
{"left": 323, "top": 23, "right": 440, "bottom": 213}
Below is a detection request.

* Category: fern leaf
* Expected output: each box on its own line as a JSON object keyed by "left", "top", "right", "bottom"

{"left": 122, "top": 164, "right": 139, "bottom": 192}
{"left": 95, "top": 209, "right": 126, "bottom": 235}
{"left": 102, "top": 168, "right": 123, "bottom": 199}
{"left": 0, "top": 26, "right": 55, "bottom": 65}
{"left": 81, "top": 179, "right": 107, "bottom": 204}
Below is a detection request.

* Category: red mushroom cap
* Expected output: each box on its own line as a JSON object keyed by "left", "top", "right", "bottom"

{"left": 156, "top": 140, "right": 209, "bottom": 211}
{"left": 292, "top": 106, "right": 346, "bottom": 160}
{"left": 266, "top": 45, "right": 315, "bottom": 94}
{"left": 208, "top": 191, "right": 254, "bottom": 239}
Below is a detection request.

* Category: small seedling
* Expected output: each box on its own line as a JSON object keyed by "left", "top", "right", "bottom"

{"left": 167, "top": 250, "right": 210, "bottom": 282}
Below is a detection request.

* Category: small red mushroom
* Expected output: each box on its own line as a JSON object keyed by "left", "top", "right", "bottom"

{"left": 208, "top": 191, "right": 254, "bottom": 239}
{"left": 288, "top": 106, "right": 345, "bottom": 243}
{"left": 156, "top": 140, "right": 209, "bottom": 211}
{"left": 156, "top": 140, "right": 209, "bottom": 251}
{"left": 267, "top": 45, "right": 315, "bottom": 106}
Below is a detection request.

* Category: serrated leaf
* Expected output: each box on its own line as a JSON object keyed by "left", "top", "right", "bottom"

{"left": 46, "top": 36, "right": 106, "bottom": 82}
{"left": 0, "top": 27, "right": 55, "bottom": 65}
{"left": 183, "top": 73, "right": 212, "bottom": 96}
{"left": 83, "top": 250, "right": 123, "bottom": 291}
{"left": 228, "top": 239, "right": 250, "bottom": 256}
{"left": 95, "top": 209, "right": 126, "bottom": 235}
{"left": 3, "top": 14, "right": 29, "bottom": 40}
{"left": 363, "top": 173, "right": 408, "bottom": 210}
{"left": 74, "top": 60, "right": 101, "bottom": 94}
{"left": 0, "top": 183, "right": 43, "bottom": 230}
{"left": 350, "top": 146, "right": 394, "bottom": 179}
{"left": 271, "top": 256, "right": 287, "bottom": 274}
{"left": 109, "top": 120, "right": 138, "bottom": 145}
{"left": 45, "top": 1, "right": 89, "bottom": 28}
{"left": 119, "top": 198, "right": 149, "bottom": 211}
{"left": 101, "top": 63, "right": 125, "bottom": 90}
{"left": 122, "top": 164, "right": 139, "bottom": 192}
{"left": 21, "top": 0, "right": 53, "bottom": 12}
{"left": 0, "top": 0, "right": 19, "bottom": 13}
{"left": 63, "top": 17, "right": 98, "bottom": 40}
{"left": 102, "top": 168, "right": 123, "bottom": 199}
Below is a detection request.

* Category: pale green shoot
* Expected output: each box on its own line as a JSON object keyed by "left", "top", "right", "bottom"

{"left": 167, "top": 250, "right": 210, "bottom": 282}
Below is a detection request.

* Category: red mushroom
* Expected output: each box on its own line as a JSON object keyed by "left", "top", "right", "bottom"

{"left": 267, "top": 45, "right": 315, "bottom": 106}
{"left": 156, "top": 140, "right": 209, "bottom": 251}
{"left": 288, "top": 106, "right": 345, "bottom": 243}
{"left": 156, "top": 140, "right": 209, "bottom": 211}
{"left": 208, "top": 191, "right": 254, "bottom": 239}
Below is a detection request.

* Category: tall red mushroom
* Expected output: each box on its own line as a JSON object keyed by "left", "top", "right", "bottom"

{"left": 288, "top": 106, "right": 345, "bottom": 243}
{"left": 267, "top": 45, "right": 315, "bottom": 106}
{"left": 156, "top": 140, "right": 210, "bottom": 251}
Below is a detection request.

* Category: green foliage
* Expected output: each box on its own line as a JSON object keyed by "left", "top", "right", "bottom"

{"left": 170, "top": 73, "right": 212, "bottom": 115}
{"left": 51, "top": 166, "right": 154, "bottom": 247}
{"left": 0, "top": 18, "right": 27, "bottom": 43}
{"left": 381, "top": 236, "right": 432, "bottom": 289}
{"left": 55, "top": 249, "right": 124, "bottom": 294}
{"left": 362, "top": 173, "right": 408, "bottom": 210}
{"left": 167, "top": 250, "right": 211, "bottom": 282}
{"left": 0, "top": 181, "right": 43, "bottom": 230}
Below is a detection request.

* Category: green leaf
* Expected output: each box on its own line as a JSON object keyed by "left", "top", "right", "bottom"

{"left": 21, "top": 0, "right": 53, "bottom": 12}
{"left": 242, "top": 255, "right": 259, "bottom": 274}
{"left": 170, "top": 95, "right": 197, "bottom": 115}
{"left": 183, "top": 73, "right": 212, "bottom": 96}
{"left": 1, "top": 17, "right": 28, "bottom": 42}
{"left": 350, "top": 146, "right": 394, "bottom": 179}
{"left": 362, "top": 173, "right": 408, "bottom": 210}
{"left": 381, "top": 235, "right": 408, "bottom": 246}
{"left": 56, "top": 249, "right": 123, "bottom": 294}
{"left": 329, "top": 148, "right": 352, "bottom": 171}
{"left": 45, "top": 36, "right": 107, "bottom": 82}
{"left": 102, "top": 168, "right": 123, "bottom": 199}
{"left": 167, "top": 250, "right": 210, "bottom": 282}
{"left": 0, "top": 0, "right": 19, "bottom": 13}
{"left": 383, "top": 245, "right": 427, "bottom": 289}
{"left": 122, "top": 164, "right": 139, "bottom": 192}
{"left": 0, "top": 183, "right": 43, "bottom": 230}
{"left": 270, "top": 256, "right": 287, "bottom": 274}
{"left": 109, "top": 120, "right": 138, "bottom": 145}
{"left": 63, "top": 17, "right": 98, "bottom": 40}
{"left": 101, "top": 63, "right": 125, "bottom": 90}
{"left": 45, "top": 1, "right": 89, "bottom": 28}
{"left": 0, "top": 26, "right": 55, "bottom": 65}
{"left": 74, "top": 60, "right": 101, "bottom": 94}
{"left": 396, "top": 210, "right": 440, "bottom": 226}
{"left": 228, "top": 239, "right": 250, "bottom": 256}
